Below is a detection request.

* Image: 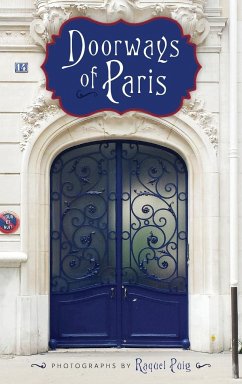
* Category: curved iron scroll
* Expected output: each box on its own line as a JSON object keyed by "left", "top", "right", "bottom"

{"left": 50, "top": 142, "right": 188, "bottom": 293}
{"left": 121, "top": 143, "right": 188, "bottom": 293}
{"left": 50, "top": 142, "right": 117, "bottom": 293}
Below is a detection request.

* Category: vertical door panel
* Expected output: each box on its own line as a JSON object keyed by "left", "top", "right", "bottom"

{"left": 50, "top": 143, "right": 117, "bottom": 347}
{"left": 121, "top": 143, "right": 188, "bottom": 347}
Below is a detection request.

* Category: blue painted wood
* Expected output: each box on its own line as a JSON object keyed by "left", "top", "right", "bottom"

{"left": 50, "top": 286, "right": 117, "bottom": 346}
{"left": 50, "top": 141, "right": 188, "bottom": 348}
{"left": 122, "top": 286, "right": 188, "bottom": 347}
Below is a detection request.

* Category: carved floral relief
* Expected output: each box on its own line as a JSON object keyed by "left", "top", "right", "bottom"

{"left": 31, "top": 0, "right": 210, "bottom": 49}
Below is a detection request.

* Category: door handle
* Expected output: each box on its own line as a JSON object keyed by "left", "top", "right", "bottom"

{"left": 110, "top": 287, "right": 115, "bottom": 299}
{"left": 122, "top": 286, "right": 128, "bottom": 299}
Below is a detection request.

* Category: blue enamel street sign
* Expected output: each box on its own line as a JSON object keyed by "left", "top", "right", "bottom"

{"left": 42, "top": 17, "right": 201, "bottom": 117}
{"left": 15, "top": 63, "right": 28, "bottom": 73}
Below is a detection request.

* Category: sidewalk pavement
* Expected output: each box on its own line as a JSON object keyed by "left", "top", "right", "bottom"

{"left": 1, "top": 349, "right": 242, "bottom": 384}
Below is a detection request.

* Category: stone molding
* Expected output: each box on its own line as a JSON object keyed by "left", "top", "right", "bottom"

{"left": 0, "top": 252, "right": 27, "bottom": 268}
{"left": 31, "top": 0, "right": 210, "bottom": 50}
{"left": 181, "top": 96, "right": 218, "bottom": 151}
{"left": 0, "top": 1, "right": 226, "bottom": 52}
{"left": 20, "top": 83, "right": 218, "bottom": 153}
{"left": 20, "top": 81, "right": 62, "bottom": 151}
{"left": 0, "top": 28, "right": 32, "bottom": 45}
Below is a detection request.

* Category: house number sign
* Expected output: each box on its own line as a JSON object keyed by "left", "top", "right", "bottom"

{"left": 42, "top": 17, "right": 201, "bottom": 117}
{"left": 0, "top": 211, "right": 20, "bottom": 234}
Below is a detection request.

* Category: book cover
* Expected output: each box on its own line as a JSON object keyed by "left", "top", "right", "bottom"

{"left": 0, "top": 0, "right": 240, "bottom": 382}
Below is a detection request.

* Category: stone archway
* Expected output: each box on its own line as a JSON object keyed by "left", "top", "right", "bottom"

{"left": 17, "top": 112, "right": 220, "bottom": 354}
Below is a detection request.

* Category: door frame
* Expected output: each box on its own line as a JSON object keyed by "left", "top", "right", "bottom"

{"left": 18, "top": 112, "right": 221, "bottom": 354}
{"left": 49, "top": 140, "right": 189, "bottom": 349}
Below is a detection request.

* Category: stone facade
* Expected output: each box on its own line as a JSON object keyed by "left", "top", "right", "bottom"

{"left": 0, "top": 0, "right": 238, "bottom": 355}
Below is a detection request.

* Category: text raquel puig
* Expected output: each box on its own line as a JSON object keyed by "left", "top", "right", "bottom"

{"left": 50, "top": 359, "right": 191, "bottom": 373}
{"left": 135, "top": 357, "right": 191, "bottom": 374}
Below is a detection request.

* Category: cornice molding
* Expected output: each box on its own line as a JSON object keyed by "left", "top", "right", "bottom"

{"left": 30, "top": 0, "right": 211, "bottom": 50}
{"left": 0, "top": 2, "right": 226, "bottom": 53}
{"left": 0, "top": 28, "right": 33, "bottom": 46}
{"left": 0, "top": 252, "right": 27, "bottom": 268}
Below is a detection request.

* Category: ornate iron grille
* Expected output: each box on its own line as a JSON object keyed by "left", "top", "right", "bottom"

{"left": 50, "top": 141, "right": 188, "bottom": 294}
{"left": 121, "top": 143, "right": 188, "bottom": 293}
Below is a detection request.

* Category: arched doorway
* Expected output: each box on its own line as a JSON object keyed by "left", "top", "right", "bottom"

{"left": 49, "top": 140, "right": 189, "bottom": 349}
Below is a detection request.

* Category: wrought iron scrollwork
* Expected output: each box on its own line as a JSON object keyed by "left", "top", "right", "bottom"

{"left": 50, "top": 142, "right": 116, "bottom": 293}
{"left": 50, "top": 141, "right": 188, "bottom": 294}
{"left": 121, "top": 142, "right": 188, "bottom": 292}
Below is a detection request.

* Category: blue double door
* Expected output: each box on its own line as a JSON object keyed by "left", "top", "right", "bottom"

{"left": 50, "top": 141, "right": 189, "bottom": 349}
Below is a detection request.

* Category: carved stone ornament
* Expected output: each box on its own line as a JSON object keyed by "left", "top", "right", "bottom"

{"left": 181, "top": 96, "right": 218, "bottom": 152}
{"left": 31, "top": 0, "right": 210, "bottom": 50}
{"left": 20, "top": 80, "right": 62, "bottom": 151}
{"left": 21, "top": 82, "right": 218, "bottom": 153}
